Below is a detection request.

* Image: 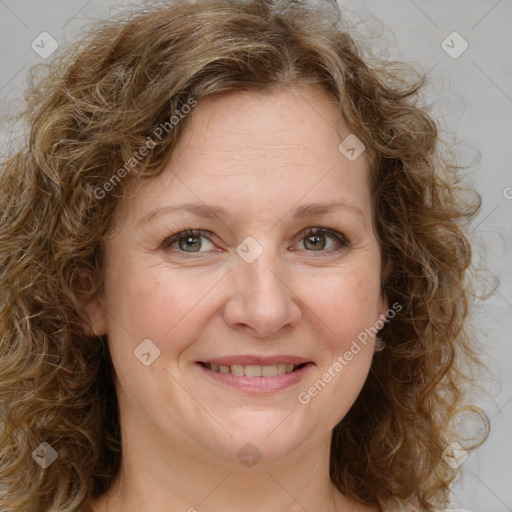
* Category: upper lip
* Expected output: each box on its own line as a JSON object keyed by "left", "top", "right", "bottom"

{"left": 198, "top": 355, "right": 312, "bottom": 366}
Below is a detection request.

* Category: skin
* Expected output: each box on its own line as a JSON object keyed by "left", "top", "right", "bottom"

{"left": 85, "top": 85, "right": 387, "bottom": 512}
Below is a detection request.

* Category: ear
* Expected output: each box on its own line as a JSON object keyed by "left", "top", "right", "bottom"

{"left": 75, "top": 270, "right": 108, "bottom": 337}
{"left": 377, "top": 291, "right": 389, "bottom": 320}
{"left": 378, "top": 256, "right": 392, "bottom": 318}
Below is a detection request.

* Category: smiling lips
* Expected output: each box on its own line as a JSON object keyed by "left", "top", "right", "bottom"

{"left": 201, "top": 362, "right": 304, "bottom": 377}
{"left": 197, "top": 356, "right": 315, "bottom": 395}
{"left": 198, "top": 355, "right": 311, "bottom": 377}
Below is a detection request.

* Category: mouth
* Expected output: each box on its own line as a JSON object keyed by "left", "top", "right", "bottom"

{"left": 197, "top": 361, "right": 309, "bottom": 377}
{"left": 195, "top": 357, "right": 314, "bottom": 394}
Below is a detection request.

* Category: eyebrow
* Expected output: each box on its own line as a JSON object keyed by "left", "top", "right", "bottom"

{"left": 136, "top": 200, "right": 364, "bottom": 227}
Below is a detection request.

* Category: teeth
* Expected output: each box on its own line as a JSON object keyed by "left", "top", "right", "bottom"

{"left": 245, "top": 365, "right": 262, "bottom": 377}
{"left": 261, "top": 365, "right": 277, "bottom": 377}
{"left": 205, "top": 363, "right": 301, "bottom": 377}
{"left": 230, "top": 364, "right": 245, "bottom": 376}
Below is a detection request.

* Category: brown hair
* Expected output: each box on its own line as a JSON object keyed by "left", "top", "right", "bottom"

{"left": 0, "top": 0, "right": 490, "bottom": 511}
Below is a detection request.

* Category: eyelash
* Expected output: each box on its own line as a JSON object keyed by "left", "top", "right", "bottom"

{"left": 160, "top": 227, "right": 350, "bottom": 257}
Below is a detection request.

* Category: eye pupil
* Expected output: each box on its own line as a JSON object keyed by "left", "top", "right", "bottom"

{"left": 179, "top": 236, "right": 201, "bottom": 251}
{"left": 305, "top": 234, "right": 326, "bottom": 251}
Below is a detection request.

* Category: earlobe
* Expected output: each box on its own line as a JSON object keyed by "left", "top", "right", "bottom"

{"left": 75, "top": 270, "right": 108, "bottom": 336}
{"left": 374, "top": 293, "right": 389, "bottom": 352}
{"left": 82, "top": 295, "right": 108, "bottom": 337}
{"left": 378, "top": 257, "right": 391, "bottom": 318}
{"left": 378, "top": 292, "right": 389, "bottom": 319}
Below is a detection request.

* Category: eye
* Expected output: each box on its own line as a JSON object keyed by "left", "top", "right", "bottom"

{"left": 161, "top": 229, "right": 216, "bottom": 253}
{"left": 160, "top": 227, "right": 350, "bottom": 256}
{"left": 295, "top": 227, "right": 350, "bottom": 255}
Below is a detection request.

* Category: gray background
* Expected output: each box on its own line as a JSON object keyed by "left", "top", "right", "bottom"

{"left": 1, "top": 1, "right": 511, "bottom": 510}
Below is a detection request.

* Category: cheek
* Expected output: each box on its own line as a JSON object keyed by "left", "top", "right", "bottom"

{"left": 300, "top": 265, "right": 383, "bottom": 348}
{"left": 295, "top": 269, "right": 381, "bottom": 423}
{"left": 103, "top": 258, "right": 219, "bottom": 360}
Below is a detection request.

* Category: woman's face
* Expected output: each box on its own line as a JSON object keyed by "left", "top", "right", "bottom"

{"left": 89, "top": 85, "right": 388, "bottom": 466}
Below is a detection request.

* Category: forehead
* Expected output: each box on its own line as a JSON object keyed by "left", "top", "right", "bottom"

{"left": 118, "top": 85, "right": 372, "bottom": 225}
{"left": 172, "top": 86, "right": 356, "bottom": 166}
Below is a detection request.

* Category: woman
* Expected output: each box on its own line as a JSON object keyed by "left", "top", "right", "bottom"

{"left": 0, "top": 0, "right": 489, "bottom": 511}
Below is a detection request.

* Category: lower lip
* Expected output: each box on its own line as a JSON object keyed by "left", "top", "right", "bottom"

{"left": 196, "top": 363, "right": 314, "bottom": 394}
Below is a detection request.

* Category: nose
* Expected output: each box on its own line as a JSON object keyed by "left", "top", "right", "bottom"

{"left": 222, "top": 251, "right": 301, "bottom": 338}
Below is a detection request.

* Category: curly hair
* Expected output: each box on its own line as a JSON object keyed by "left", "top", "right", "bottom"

{"left": 0, "top": 0, "right": 490, "bottom": 510}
